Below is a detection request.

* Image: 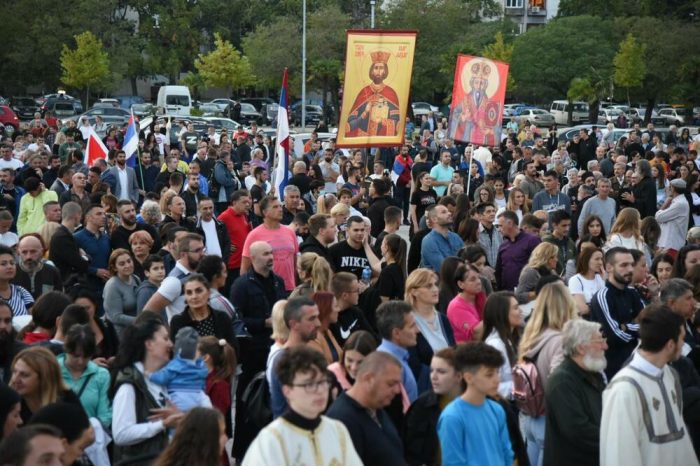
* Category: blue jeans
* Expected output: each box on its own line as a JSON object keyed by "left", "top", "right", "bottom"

{"left": 521, "top": 413, "right": 545, "bottom": 466}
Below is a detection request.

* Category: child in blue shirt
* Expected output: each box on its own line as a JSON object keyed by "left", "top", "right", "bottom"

{"left": 437, "top": 341, "right": 513, "bottom": 466}
{"left": 150, "top": 327, "right": 210, "bottom": 412}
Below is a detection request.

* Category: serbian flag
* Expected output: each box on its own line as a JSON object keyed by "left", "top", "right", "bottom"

{"left": 273, "top": 68, "right": 290, "bottom": 201}
{"left": 123, "top": 110, "right": 139, "bottom": 167}
{"left": 391, "top": 159, "right": 405, "bottom": 184}
{"left": 84, "top": 127, "right": 108, "bottom": 167}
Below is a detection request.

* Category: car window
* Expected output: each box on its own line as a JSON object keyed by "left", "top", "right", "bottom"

{"left": 166, "top": 95, "right": 190, "bottom": 106}
{"left": 240, "top": 103, "right": 256, "bottom": 112}
{"left": 54, "top": 103, "right": 74, "bottom": 111}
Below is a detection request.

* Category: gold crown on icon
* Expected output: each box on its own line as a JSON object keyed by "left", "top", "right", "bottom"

{"left": 370, "top": 50, "right": 392, "bottom": 64}
{"left": 471, "top": 61, "right": 492, "bottom": 78}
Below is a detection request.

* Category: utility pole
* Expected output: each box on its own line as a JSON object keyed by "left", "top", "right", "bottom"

{"left": 301, "top": 0, "right": 307, "bottom": 129}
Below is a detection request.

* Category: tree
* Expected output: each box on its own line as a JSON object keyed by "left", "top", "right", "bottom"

{"left": 482, "top": 32, "right": 516, "bottom": 92}
{"left": 613, "top": 33, "right": 646, "bottom": 105}
{"left": 195, "top": 33, "right": 255, "bottom": 94}
{"left": 60, "top": 32, "right": 110, "bottom": 108}
{"left": 510, "top": 16, "right": 616, "bottom": 110}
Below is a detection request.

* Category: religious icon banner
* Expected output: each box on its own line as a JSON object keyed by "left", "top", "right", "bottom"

{"left": 447, "top": 55, "right": 509, "bottom": 147}
{"left": 336, "top": 30, "right": 417, "bottom": 148}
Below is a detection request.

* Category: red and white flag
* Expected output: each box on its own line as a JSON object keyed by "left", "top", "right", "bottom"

{"left": 84, "top": 127, "right": 108, "bottom": 167}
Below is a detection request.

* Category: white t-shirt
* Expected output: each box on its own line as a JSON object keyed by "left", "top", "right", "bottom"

{"left": 200, "top": 219, "right": 222, "bottom": 257}
{"left": 0, "top": 158, "right": 24, "bottom": 170}
{"left": 157, "top": 262, "right": 190, "bottom": 322}
{"left": 473, "top": 146, "right": 492, "bottom": 168}
{"left": 117, "top": 167, "right": 129, "bottom": 201}
{"left": 568, "top": 273, "right": 606, "bottom": 304}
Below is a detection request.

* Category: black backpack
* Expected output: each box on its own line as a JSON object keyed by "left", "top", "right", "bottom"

{"left": 241, "top": 371, "right": 272, "bottom": 429}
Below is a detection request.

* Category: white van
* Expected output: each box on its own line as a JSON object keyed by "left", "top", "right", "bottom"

{"left": 550, "top": 100, "right": 589, "bottom": 125}
{"left": 156, "top": 85, "right": 192, "bottom": 116}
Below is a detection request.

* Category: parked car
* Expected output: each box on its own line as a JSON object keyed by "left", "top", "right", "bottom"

{"left": 657, "top": 108, "right": 685, "bottom": 126}
{"left": 558, "top": 124, "right": 628, "bottom": 143}
{"left": 9, "top": 97, "right": 40, "bottom": 120}
{"left": 292, "top": 105, "right": 323, "bottom": 126}
{"left": 240, "top": 97, "right": 276, "bottom": 112}
{"left": 411, "top": 102, "right": 444, "bottom": 123}
{"left": 114, "top": 96, "right": 145, "bottom": 109}
{"left": 201, "top": 117, "right": 242, "bottom": 133}
{"left": 598, "top": 108, "right": 624, "bottom": 124}
{"left": 263, "top": 103, "right": 279, "bottom": 125}
{"left": 0, "top": 106, "right": 21, "bottom": 131}
{"left": 156, "top": 85, "right": 193, "bottom": 117}
{"left": 40, "top": 96, "right": 81, "bottom": 117}
{"left": 131, "top": 103, "right": 154, "bottom": 118}
{"left": 516, "top": 108, "right": 555, "bottom": 127}
{"left": 199, "top": 103, "right": 225, "bottom": 117}
{"left": 550, "top": 100, "right": 589, "bottom": 125}
{"left": 208, "top": 99, "right": 236, "bottom": 115}
{"left": 503, "top": 103, "right": 529, "bottom": 119}
{"left": 239, "top": 102, "right": 263, "bottom": 124}
{"left": 97, "top": 98, "right": 120, "bottom": 108}
{"left": 63, "top": 106, "right": 130, "bottom": 124}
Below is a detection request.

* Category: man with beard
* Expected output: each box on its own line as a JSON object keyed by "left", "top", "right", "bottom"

{"left": 106, "top": 150, "right": 140, "bottom": 203}
{"left": 110, "top": 200, "right": 161, "bottom": 253}
{"left": 269, "top": 296, "right": 322, "bottom": 418}
{"left": 143, "top": 233, "right": 206, "bottom": 321}
{"left": 420, "top": 204, "right": 463, "bottom": 273}
{"left": 319, "top": 147, "right": 340, "bottom": 194}
{"left": 601, "top": 306, "right": 698, "bottom": 466}
{"left": 0, "top": 300, "right": 26, "bottom": 382}
{"left": 13, "top": 234, "right": 63, "bottom": 299}
{"left": 590, "top": 247, "right": 645, "bottom": 378}
{"left": 544, "top": 319, "right": 607, "bottom": 466}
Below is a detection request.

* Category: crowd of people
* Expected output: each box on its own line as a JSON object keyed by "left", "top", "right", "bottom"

{"left": 0, "top": 110, "right": 699, "bottom": 466}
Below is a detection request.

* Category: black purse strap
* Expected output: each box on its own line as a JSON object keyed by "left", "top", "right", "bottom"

{"left": 76, "top": 372, "right": 95, "bottom": 398}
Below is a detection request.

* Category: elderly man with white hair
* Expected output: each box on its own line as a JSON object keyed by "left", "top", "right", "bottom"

{"left": 543, "top": 319, "right": 607, "bottom": 466}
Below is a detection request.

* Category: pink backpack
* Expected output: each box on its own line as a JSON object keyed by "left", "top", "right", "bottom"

{"left": 512, "top": 334, "right": 556, "bottom": 417}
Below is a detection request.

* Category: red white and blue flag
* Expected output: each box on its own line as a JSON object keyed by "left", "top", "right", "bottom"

{"left": 84, "top": 127, "right": 108, "bottom": 167}
{"left": 273, "top": 68, "right": 290, "bottom": 201}
{"left": 123, "top": 110, "right": 139, "bottom": 168}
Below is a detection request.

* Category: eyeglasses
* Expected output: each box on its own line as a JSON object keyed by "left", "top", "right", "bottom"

{"left": 290, "top": 378, "right": 332, "bottom": 393}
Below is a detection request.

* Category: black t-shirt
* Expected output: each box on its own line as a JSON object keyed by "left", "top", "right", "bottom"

{"left": 328, "top": 241, "right": 369, "bottom": 279}
{"left": 329, "top": 305, "right": 374, "bottom": 346}
{"left": 182, "top": 131, "right": 199, "bottom": 153}
{"left": 410, "top": 188, "right": 438, "bottom": 222}
{"left": 377, "top": 263, "right": 405, "bottom": 300}
{"left": 411, "top": 161, "right": 432, "bottom": 183}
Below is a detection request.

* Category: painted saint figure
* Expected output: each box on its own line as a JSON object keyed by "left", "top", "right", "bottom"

{"left": 448, "top": 60, "right": 502, "bottom": 146}
{"left": 345, "top": 51, "right": 401, "bottom": 138}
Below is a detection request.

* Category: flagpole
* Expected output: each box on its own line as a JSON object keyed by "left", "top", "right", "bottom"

{"left": 132, "top": 110, "right": 146, "bottom": 191}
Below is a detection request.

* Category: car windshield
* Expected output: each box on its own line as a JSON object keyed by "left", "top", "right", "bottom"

{"left": 55, "top": 103, "right": 74, "bottom": 110}
{"left": 166, "top": 95, "right": 190, "bottom": 106}
{"left": 240, "top": 103, "right": 256, "bottom": 112}
{"left": 15, "top": 98, "right": 35, "bottom": 106}
{"left": 572, "top": 104, "right": 588, "bottom": 112}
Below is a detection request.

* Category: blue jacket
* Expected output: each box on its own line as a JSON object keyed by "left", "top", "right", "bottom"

{"left": 149, "top": 355, "right": 208, "bottom": 391}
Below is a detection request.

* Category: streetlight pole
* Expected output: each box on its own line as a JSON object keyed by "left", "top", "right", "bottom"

{"left": 370, "top": 0, "right": 376, "bottom": 28}
{"left": 301, "top": 0, "right": 307, "bottom": 129}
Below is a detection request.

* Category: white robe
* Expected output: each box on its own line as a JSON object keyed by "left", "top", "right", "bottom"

{"left": 600, "top": 352, "right": 698, "bottom": 466}
{"left": 242, "top": 415, "right": 362, "bottom": 466}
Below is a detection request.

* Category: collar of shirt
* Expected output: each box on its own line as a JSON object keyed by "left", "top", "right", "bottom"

{"left": 174, "top": 260, "right": 191, "bottom": 274}
{"left": 629, "top": 350, "right": 663, "bottom": 378}
{"left": 379, "top": 338, "right": 409, "bottom": 363}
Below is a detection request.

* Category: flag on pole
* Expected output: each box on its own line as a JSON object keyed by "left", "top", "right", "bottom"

{"left": 273, "top": 68, "right": 290, "bottom": 201}
{"left": 84, "top": 127, "right": 108, "bottom": 167}
{"left": 123, "top": 110, "right": 139, "bottom": 168}
{"left": 391, "top": 159, "right": 405, "bottom": 184}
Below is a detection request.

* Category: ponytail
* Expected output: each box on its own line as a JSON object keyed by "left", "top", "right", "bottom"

{"left": 310, "top": 255, "right": 332, "bottom": 292}
{"left": 198, "top": 336, "right": 237, "bottom": 381}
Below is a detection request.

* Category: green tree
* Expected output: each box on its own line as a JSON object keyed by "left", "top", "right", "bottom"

{"left": 195, "top": 33, "right": 255, "bottom": 94}
{"left": 60, "top": 32, "right": 110, "bottom": 108}
{"left": 482, "top": 32, "right": 516, "bottom": 92}
{"left": 613, "top": 33, "right": 646, "bottom": 105}
{"left": 510, "top": 15, "right": 616, "bottom": 117}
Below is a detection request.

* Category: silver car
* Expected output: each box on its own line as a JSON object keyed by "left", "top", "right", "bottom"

{"left": 516, "top": 108, "right": 555, "bottom": 127}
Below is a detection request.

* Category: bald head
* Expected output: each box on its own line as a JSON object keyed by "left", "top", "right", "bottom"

{"left": 250, "top": 241, "right": 274, "bottom": 275}
{"left": 356, "top": 351, "right": 402, "bottom": 379}
{"left": 18, "top": 235, "right": 44, "bottom": 270}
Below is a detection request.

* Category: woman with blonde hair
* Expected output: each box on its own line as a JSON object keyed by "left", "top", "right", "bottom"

{"left": 159, "top": 190, "right": 178, "bottom": 220}
{"left": 515, "top": 242, "right": 559, "bottom": 304}
{"left": 330, "top": 202, "right": 350, "bottom": 243}
{"left": 405, "top": 268, "right": 455, "bottom": 392}
{"left": 38, "top": 222, "right": 61, "bottom": 257}
{"left": 496, "top": 187, "right": 529, "bottom": 224}
{"left": 316, "top": 193, "right": 337, "bottom": 215}
{"left": 10, "top": 346, "right": 82, "bottom": 423}
{"left": 605, "top": 207, "right": 646, "bottom": 255}
{"left": 265, "top": 299, "right": 288, "bottom": 385}
{"left": 129, "top": 230, "right": 154, "bottom": 280}
{"left": 291, "top": 252, "right": 332, "bottom": 298}
{"left": 518, "top": 281, "right": 578, "bottom": 466}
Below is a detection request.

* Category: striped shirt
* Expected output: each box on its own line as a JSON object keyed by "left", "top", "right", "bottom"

{"left": 6, "top": 284, "right": 34, "bottom": 316}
